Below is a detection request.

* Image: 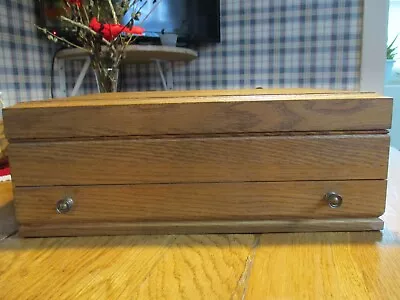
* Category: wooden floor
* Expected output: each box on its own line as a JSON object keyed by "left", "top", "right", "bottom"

{"left": 0, "top": 149, "right": 399, "bottom": 299}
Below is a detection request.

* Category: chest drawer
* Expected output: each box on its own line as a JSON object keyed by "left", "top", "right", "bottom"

{"left": 15, "top": 180, "right": 387, "bottom": 225}
{"left": 8, "top": 134, "right": 389, "bottom": 186}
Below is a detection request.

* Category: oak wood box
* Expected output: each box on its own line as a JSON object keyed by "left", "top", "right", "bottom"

{"left": 3, "top": 89, "right": 393, "bottom": 237}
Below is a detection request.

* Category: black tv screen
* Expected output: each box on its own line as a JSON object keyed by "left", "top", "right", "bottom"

{"left": 37, "top": 0, "right": 221, "bottom": 44}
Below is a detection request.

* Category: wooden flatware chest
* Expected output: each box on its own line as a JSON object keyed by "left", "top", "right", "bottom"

{"left": 3, "top": 89, "right": 393, "bottom": 237}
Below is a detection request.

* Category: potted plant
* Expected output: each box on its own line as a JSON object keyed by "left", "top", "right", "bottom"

{"left": 386, "top": 35, "right": 398, "bottom": 83}
{"left": 36, "top": 0, "right": 161, "bottom": 93}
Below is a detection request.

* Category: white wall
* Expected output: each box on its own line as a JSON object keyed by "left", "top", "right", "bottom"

{"left": 385, "top": 0, "right": 400, "bottom": 149}
{"left": 360, "top": 0, "right": 389, "bottom": 93}
{"left": 388, "top": 0, "right": 400, "bottom": 55}
{"left": 387, "top": 0, "right": 400, "bottom": 84}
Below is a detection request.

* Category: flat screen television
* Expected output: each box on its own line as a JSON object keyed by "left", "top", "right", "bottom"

{"left": 36, "top": 0, "right": 221, "bottom": 45}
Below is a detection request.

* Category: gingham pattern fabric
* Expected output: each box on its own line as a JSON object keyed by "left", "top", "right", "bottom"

{"left": 1, "top": 0, "right": 363, "bottom": 102}
{"left": 0, "top": 0, "right": 55, "bottom": 105}
{"left": 124, "top": 0, "right": 363, "bottom": 92}
{"left": 65, "top": 60, "right": 98, "bottom": 95}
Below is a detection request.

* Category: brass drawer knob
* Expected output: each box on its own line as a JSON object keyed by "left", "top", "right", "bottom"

{"left": 324, "top": 192, "right": 343, "bottom": 208}
{"left": 56, "top": 197, "right": 74, "bottom": 214}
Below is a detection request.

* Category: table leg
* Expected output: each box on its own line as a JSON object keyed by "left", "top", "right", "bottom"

{"left": 154, "top": 60, "right": 168, "bottom": 90}
{"left": 165, "top": 62, "right": 174, "bottom": 90}
{"left": 56, "top": 58, "right": 67, "bottom": 97}
{"left": 71, "top": 57, "right": 91, "bottom": 97}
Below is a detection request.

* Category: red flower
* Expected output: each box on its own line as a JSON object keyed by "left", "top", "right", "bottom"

{"left": 89, "top": 17, "right": 144, "bottom": 41}
{"left": 66, "top": 0, "right": 82, "bottom": 7}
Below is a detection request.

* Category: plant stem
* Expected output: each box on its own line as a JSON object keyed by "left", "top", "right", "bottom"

{"left": 81, "top": 3, "right": 90, "bottom": 24}
{"left": 139, "top": 0, "right": 162, "bottom": 25}
{"left": 60, "top": 16, "right": 112, "bottom": 46}
{"left": 107, "top": 0, "right": 118, "bottom": 23}
{"left": 36, "top": 25, "right": 92, "bottom": 54}
{"left": 115, "top": 0, "right": 162, "bottom": 65}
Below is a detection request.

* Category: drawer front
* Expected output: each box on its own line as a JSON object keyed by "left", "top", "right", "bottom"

{"left": 15, "top": 180, "right": 387, "bottom": 224}
{"left": 8, "top": 135, "right": 389, "bottom": 186}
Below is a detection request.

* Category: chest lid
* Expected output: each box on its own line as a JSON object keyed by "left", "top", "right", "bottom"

{"left": 3, "top": 89, "right": 392, "bottom": 140}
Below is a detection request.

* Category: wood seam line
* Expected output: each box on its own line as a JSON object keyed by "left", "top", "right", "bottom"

{"left": 127, "top": 235, "right": 178, "bottom": 297}
{"left": 232, "top": 234, "right": 261, "bottom": 300}
{"left": 0, "top": 231, "right": 18, "bottom": 243}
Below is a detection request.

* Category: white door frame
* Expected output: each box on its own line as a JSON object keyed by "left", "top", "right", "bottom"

{"left": 359, "top": 0, "right": 389, "bottom": 93}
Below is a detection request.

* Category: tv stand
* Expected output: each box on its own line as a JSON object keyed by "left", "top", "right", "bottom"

{"left": 54, "top": 45, "right": 198, "bottom": 97}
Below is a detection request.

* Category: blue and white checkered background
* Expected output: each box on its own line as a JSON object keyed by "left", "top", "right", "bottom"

{"left": 0, "top": 0, "right": 55, "bottom": 105}
{"left": 124, "top": 0, "right": 363, "bottom": 91}
{"left": 1, "top": 0, "right": 363, "bottom": 102}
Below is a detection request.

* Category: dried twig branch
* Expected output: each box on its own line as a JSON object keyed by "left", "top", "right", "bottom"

{"left": 108, "top": 0, "right": 118, "bottom": 23}
{"left": 79, "top": 5, "right": 96, "bottom": 49}
{"left": 37, "top": 0, "right": 161, "bottom": 92}
{"left": 36, "top": 25, "right": 92, "bottom": 54}
{"left": 96, "top": 0, "right": 100, "bottom": 19}
{"left": 81, "top": 3, "right": 90, "bottom": 24}
{"left": 139, "top": 0, "right": 162, "bottom": 26}
{"left": 60, "top": 16, "right": 112, "bottom": 47}
{"left": 115, "top": 0, "right": 162, "bottom": 65}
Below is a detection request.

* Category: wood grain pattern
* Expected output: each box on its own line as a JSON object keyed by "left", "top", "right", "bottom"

{"left": 4, "top": 230, "right": 400, "bottom": 300}
{"left": 0, "top": 234, "right": 256, "bottom": 300}
{"left": 18, "top": 218, "right": 384, "bottom": 237}
{"left": 0, "top": 181, "right": 13, "bottom": 208}
{"left": 3, "top": 93, "right": 392, "bottom": 139}
{"left": 0, "top": 121, "right": 8, "bottom": 165}
{"left": 3, "top": 88, "right": 370, "bottom": 107}
{"left": 8, "top": 135, "right": 390, "bottom": 186}
{"left": 0, "top": 182, "right": 17, "bottom": 239}
{"left": 0, "top": 234, "right": 180, "bottom": 299}
{"left": 1, "top": 147, "right": 400, "bottom": 299}
{"left": 14, "top": 180, "right": 387, "bottom": 225}
{"left": 246, "top": 230, "right": 400, "bottom": 299}
{"left": 129, "top": 234, "right": 257, "bottom": 300}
